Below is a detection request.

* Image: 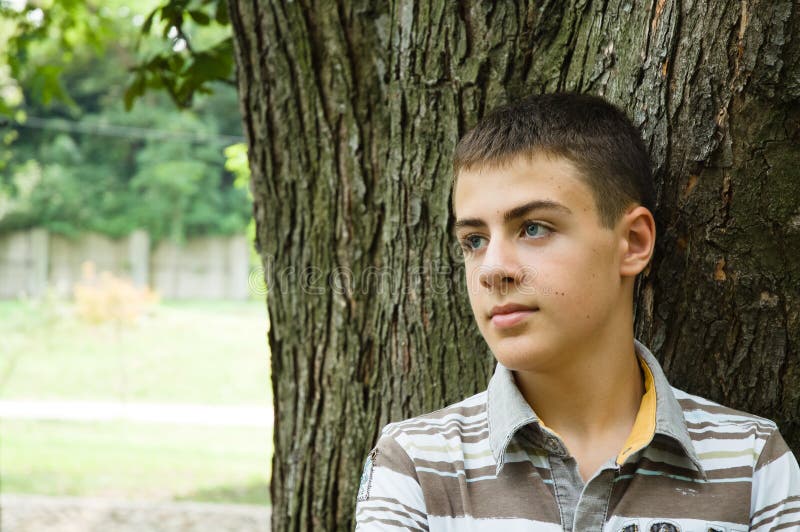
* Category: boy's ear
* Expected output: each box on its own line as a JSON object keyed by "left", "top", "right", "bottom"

{"left": 618, "top": 206, "right": 656, "bottom": 277}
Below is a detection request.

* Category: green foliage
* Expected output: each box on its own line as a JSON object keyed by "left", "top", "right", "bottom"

{"left": 224, "top": 142, "right": 250, "bottom": 192}
{"left": 225, "top": 142, "right": 260, "bottom": 267}
{"left": 126, "top": 0, "right": 233, "bottom": 109}
{"left": 0, "top": 0, "right": 236, "bottom": 126}
{"left": 0, "top": 0, "right": 250, "bottom": 243}
{"left": 0, "top": 0, "right": 125, "bottom": 113}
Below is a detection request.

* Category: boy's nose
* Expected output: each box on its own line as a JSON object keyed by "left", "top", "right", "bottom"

{"left": 477, "top": 238, "right": 529, "bottom": 290}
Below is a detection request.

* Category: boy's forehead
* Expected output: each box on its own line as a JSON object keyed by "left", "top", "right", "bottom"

{"left": 452, "top": 153, "right": 598, "bottom": 221}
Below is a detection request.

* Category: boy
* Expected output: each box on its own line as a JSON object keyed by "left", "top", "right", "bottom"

{"left": 355, "top": 93, "right": 800, "bottom": 531}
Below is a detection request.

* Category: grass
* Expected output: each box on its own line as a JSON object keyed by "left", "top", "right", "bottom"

{"left": 0, "top": 297, "right": 273, "bottom": 505}
{"left": 0, "top": 298, "right": 271, "bottom": 405}
{"left": 1, "top": 419, "right": 271, "bottom": 505}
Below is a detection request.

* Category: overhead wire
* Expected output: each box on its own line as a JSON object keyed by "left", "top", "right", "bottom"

{"left": 3, "top": 114, "right": 246, "bottom": 145}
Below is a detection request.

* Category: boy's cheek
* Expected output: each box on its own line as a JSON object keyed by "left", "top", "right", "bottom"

{"left": 463, "top": 265, "right": 484, "bottom": 295}
{"left": 467, "top": 297, "right": 491, "bottom": 333}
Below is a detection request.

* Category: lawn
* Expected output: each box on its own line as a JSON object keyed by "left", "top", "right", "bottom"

{"left": 0, "top": 299, "right": 271, "bottom": 405}
{"left": 0, "top": 298, "right": 273, "bottom": 505}
{"left": 1, "top": 419, "right": 271, "bottom": 505}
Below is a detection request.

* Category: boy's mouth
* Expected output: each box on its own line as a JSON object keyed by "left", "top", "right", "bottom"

{"left": 489, "top": 303, "right": 539, "bottom": 318}
{"left": 489, "top": 303, "right": 539, "bottom": 328}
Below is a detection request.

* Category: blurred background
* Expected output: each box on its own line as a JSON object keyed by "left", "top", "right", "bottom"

{"left": 0, "top": 1, "right": 271, "bottom": 530}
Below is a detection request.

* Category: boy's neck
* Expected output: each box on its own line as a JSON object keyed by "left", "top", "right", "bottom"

{"left": 512, "top": 326, "right": 644, "bottom": 479}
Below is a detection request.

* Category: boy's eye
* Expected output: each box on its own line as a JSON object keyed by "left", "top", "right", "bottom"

{"left": 460, "top": 222, "right": 551, "bottom": 253}
{"left": 524, "top": 221, "right": 550, "bottom": 238}
{"left": 462, "top": 235, "right": 486, "bottom": 251}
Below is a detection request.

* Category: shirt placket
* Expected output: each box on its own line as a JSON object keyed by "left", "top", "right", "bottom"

{"left": 539, "top": 430, "right": 619, "bottom": 532}
{"left": 572, "top": 463, "right": 618, "bottom": 532}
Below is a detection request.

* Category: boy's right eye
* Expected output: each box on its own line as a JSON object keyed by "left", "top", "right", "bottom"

{"left": 461, "top": 235, "right": 486, "bottom": 252}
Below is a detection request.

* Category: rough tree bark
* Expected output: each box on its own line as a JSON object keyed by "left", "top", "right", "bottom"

{"left": 228, "top": 1, "right": 799, "bottom": 530}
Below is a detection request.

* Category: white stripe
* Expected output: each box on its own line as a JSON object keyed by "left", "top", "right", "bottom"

{"left": 356, "top": 498, "right": 427, "bottom": 528}
{"left": 683, "top": 410, "right": 776, "bottom": 430}
{"left": 687, "top": 422, "right": 775, "bottom": 439}
{"left": 387, "top": 410, "right": 487, "bottom": 435}
{"left": 751, "top": 451, "right": 800, "bottom": 529}
{"left": 428, "top": 515, "right": 562, "bottom": 532}
{"left": 366, "top": 467, "right": 427, "bottom": 515}
{"left": 394, "top": 410, "right": 488, "bottom": 430}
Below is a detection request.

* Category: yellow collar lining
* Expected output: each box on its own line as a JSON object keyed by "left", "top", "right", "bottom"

{"left": 615, "top": 356, "right": 657, "bottom": 465}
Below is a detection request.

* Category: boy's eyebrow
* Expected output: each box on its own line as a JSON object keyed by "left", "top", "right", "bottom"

{"left": 453, "top": 200, "right": 573, "bottom": 234}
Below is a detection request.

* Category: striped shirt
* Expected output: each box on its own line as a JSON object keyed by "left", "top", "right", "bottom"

{"left": 355, "top": 339, "right": 800, "bottom": 531}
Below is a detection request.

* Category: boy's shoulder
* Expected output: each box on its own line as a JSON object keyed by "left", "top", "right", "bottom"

{"left": 670, "top": 385, "right": 778, "bottom": 432}
{"left": 668, "top": 385, "right": 784, "bottom": 471}
{"left": 379, "top": 391, "right": 489, "bottom": 450}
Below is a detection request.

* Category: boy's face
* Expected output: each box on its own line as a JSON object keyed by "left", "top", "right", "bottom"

{"left": 453, "top": 153, "right": 635, "bottom": 374}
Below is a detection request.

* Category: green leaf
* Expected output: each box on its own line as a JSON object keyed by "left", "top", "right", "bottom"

{"left": 183, "top": 49, "right": 233, "bottom": 81}
{"left": 214, "top": 1, "right": 230, "bottom": 25}
{"left": 124, "top": 72, "right": 147, "bottom": 111}
{"left": 188, "top": 10, "right": 211, "bottom": 25}
{"left": 142, "top": 9, "right": 158, "bottom": 34}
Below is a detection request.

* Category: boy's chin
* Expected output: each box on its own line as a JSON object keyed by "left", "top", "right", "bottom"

{"left": 488, "top": 338, "right": 560, "bottom": 373}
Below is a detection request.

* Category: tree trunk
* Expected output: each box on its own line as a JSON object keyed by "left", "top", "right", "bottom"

{"left": 227, "top": 1, "right": 799, "bottom": 529}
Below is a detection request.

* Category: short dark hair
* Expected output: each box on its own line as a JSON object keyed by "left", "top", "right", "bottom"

{"left": 453, "top": 93, "right": 655, "bottom": 229}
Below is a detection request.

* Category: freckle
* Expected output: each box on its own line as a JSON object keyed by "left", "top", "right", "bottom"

{"left": 586, "top": 314, "right": 590, "bottom": 319}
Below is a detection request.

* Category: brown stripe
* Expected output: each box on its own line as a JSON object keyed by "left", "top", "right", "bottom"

{"left": 751, "top": 495, "right": 800, "bottom": 521}
{"left": 755, "top": 430, "right": 790, "bottom": 471}
{"left": 375, "top": 434, "right": 419, "bottom": 479}
{"left": 394, "top": 403, "right": 487, "bottom": 425}
{"left": 396, "top": 421, "right": 488, "bottom": 438}
{"left": 705, "top": 465, "right": 756, "bottom": 480}
{"left": 607, "top": 474, "right": 632, "bottom": 513}
{"left": 398, "top": 418, "right": 487, "bottom": 431}
{"left": 399, "top": 427, "right": 489, "bottom": 444}
{"left": 608, "top": 458, "right": 705, "bottom": 514}
{"left": 368, "top": 496, "right": 428, "bottom": 521}
{"left": 413, "top": 457, "right": 491, "bottom": 478}
{"left": 633, "top": 456, "right": 751, "bottom": 480}
{"left": 399, "top": 416, "right": 488, "bottom": 431}
{"left": 388, "top": 416, "right": 487, "bottom": 436}
{"left": 395, "top": 414, "right": 488, "bottom": 432}
{"left": 609, "top": 473, "right": 751, "bottom": 522}
{"left": 413, "top": 456, "right": 553, "bottom": 482}
{"left": 751, "top": 506, "right": 800, "bottom": 530}
{"left": 689, "top": 426, "right": 771, "bottom": 442}
{"left": 634, "top": 456, "right": 706, "bottom": 480}
{"left": 685, "top": 419, "right": 773, "bottom": 434}
{"left": 771, "top": 518, "right": 800, "bottom": 531}
{"left": 416, "top": 462, "right": 560, "bottom": 522}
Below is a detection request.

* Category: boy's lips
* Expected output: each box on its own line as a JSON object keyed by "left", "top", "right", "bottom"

{"left": 489, "top": 302, "right": 539, "bottom": 318}
{"left": 488, "top": 303, "right": 539, "bottom": 328}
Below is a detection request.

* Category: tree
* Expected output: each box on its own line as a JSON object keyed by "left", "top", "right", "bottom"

{"left": 226, "top": 1, "right": 799, "bottom": 529}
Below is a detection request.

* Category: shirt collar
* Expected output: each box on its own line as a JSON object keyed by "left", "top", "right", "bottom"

{"left": 486, "top": 339, "right": 705, "bottom": 478}
{"left": 635, "top": 340, "right": 705, "bottom": 477}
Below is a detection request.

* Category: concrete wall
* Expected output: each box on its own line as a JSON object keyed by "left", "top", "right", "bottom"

{"left": 0, "top": 229, "right": 252, "bottom": 300}
{"left": 0, "top": 229, "right": 49, "bottom": 299}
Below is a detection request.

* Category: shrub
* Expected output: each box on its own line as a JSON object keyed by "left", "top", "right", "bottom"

{"left": 73, "top": 261, "right": 159, "bottom": 325}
